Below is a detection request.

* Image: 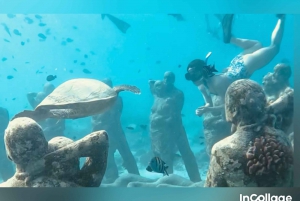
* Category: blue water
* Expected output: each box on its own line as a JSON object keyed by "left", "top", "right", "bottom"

{"left": 0, "top": 14, "right": 294, "bottom": 181}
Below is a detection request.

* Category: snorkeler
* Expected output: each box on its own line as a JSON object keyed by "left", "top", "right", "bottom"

{"left": 185, "top": 14, "right": 286, "bottom": 117}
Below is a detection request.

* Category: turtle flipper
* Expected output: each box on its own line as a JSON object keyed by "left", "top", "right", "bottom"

{"left": 113, "top": 85, "right": 141, "bottom": 94}
{"left": 11, "top": 110, "right": 49, "bottom": 122}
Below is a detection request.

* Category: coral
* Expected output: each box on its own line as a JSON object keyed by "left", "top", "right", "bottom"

{"left": 246, "top": 134, "right": 293, "bottom": 176}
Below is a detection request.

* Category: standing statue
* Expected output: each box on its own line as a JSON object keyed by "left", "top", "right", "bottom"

{"left": 149, "top": 71, "right": 201, "bottom": 182}
{"left": 92, "top": 78, "right": 139, "bottom": 183}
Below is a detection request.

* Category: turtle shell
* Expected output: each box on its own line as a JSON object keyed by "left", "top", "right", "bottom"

{"left": 36, "top": 78, "right": 117, "bottom": 110}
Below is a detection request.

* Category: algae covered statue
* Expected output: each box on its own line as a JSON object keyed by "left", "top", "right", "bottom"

{"left": 149, "top": 71, "right": 201, "bottom": 182}
{"left": 205, "top": 79, "right": 293, "bottom": 187}
{"left": 0, "top": 107, "right": 14, "bottom": 182}
{"left": 92, "top": 78, "right": 139, "bottom": 183}
{"left": 262, "top": 62, "right": 293, "bottom": 135}
{"left": 0, "top": 117, "right": 109, "bottom": 187}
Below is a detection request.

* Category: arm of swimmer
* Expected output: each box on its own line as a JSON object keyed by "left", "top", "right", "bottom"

{"left": 198, "top": 84, "right": 213, "bottom": 106}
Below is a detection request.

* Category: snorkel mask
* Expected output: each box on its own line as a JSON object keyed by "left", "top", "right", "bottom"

{"left": 185, "top": 52, "right": 218, "bottom": 82}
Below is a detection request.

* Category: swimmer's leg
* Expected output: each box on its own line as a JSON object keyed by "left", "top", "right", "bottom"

{"left": 243, "top": 15, "right": 285, "bottom": 76}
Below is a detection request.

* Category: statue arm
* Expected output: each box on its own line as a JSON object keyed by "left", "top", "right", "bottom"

{"left": 268, "top": 88, "right": 294, "bottom": 114}
{"left": 204, "top": 150, "right": 227, "bottom": 187}
{"left": 149, "top": 80, "right": 156, "bottom": 95}
{"left": 27, "top": 92, "right": 38, "bottom": 108}
{"left": 44, "top": 131, "right": 108, "bottom": 187}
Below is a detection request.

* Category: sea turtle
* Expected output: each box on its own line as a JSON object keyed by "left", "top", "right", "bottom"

{"left": 12, "top": 78, "right": 141, "bottom": 122}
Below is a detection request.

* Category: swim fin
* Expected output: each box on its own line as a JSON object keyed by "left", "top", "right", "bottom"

{"left": 103, "top": 14, "right": 131, "bottom": 34}
{"left": 168, "top": 14, "right": 185, "bottom": 21}
{"left": 222, "top": 14, "right": 234, "bottom": 43}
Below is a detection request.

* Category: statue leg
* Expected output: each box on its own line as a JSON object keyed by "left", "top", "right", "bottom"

{"left": 104, "top": 146, "right": 119, "bottom": 183}
{"left": 176, "top": 126, "right": 201, "bottom": 182}
{"left": 117, "top": 131, "right": 140, "bottom": 175}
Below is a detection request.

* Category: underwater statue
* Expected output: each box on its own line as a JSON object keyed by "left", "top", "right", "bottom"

{"left": 262, "top": 62, "right": 294, "bottom": 135}
{"left": 92, "top": 78, "right": 139, "bottom": 183}
{"left": 0, "top": 107, "right": 14, "bottom": 182}
{"left": 149, "top": 71, "right": 201, "bottom": 182}
{"left": 202, "top": 95, "right": 231, "bottom": 156}
{"left": 0, "top": 117, "right": 108, "bottom": 187}
{"left": 205, "top": 79, "right": 293, "bottom": 187}
{"left": 27, "top": 82, "right": 65, "bottom": 141}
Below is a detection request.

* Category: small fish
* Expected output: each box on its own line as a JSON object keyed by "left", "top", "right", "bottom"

{"left": 73, "top": 60, "right": 77, "bottom": 63}
{"left": 61, "top": 41, "right": 67, "bottom": 46}
{"left": 2, "top": 57, "right": 7, "bottom": 61}
{"left": 35, "top": 15, "right": 43, "bottom": 19}
{"left": 46, "top": 75, "right": 57, "bottom": 81}
{"left": 38, "top": 33, "right": 47, "bottom": 40}
{"left": 156, "top": 60, "right": 161, "bottom": 64}
{"left": 12, "top": 98, "right": 16, "bottom": 100}
{"left": 72, "top": 136, "right": 77, "bottom": 140}
{"left": 24, "top": 17, "right": 34, "bottom": 24}
{"left": 199, "top": 136, "right": 204, "bottom": 139}
{"left": 4, "top": 39, "right": 10, "bottom": 42}
{"left": 90, "top": 51, "right": 96, "bottom": 55}
{"left": 27, "top": 39, "right": 30, "bottom": 42}
{"left": 21, "top": 41, "right": 25, "bottom": 46}
{"left": 178, "top": 65, "right": 182, "bottom": 68}
{"left": 80, "top": 62, "right": 86, "bottom": 66}
{"left": 73, "top": 26, "right": 77, "bottom": 29}
{"left": 5, "top": 98, "right": 7, "bottom": 101}
{"left": 66, "top": 38, "right": 73, "bottom": 42}
{"left": 39, "top": 23, "right": 46, "bottom": 27}
{"left": 41, "top": 66, "right": 45, "bottom": 69}
{"left": 146, "top": 47, "right": 151, "bottom": 51}
{"left": 13, "top": 29, "right": 21, "bottom": 36}
{"left": 13, "top": 68, "right": 17, "bottom": 72}
{"left": 200, "top": 142, "right": 204, "bottom": 145}
{"left": 82, "top": 69, "right": 91, "bottom": 74}
{"left": 36, "top": 70, "right": 40, "bottom": 74}
{"left": 25, "top": 62, "right": 30, "bottom": 64}
{"left": 126, "top": 124, "right": 136, "bottom": 130}
{"left": 138, "top": 69, "right": 141, "bottom": 73}
{"left": 84, "top": 54, "right": 88, "bottom": 58}
{"left": 7, "top": 14, "right": 16, "bottom": 19}
{"left": 1, "top": 23, "right": 11, "bottom": 36}
{"left": 168, "top": 14, "right": 185, "bottom": 21}
{"left": 146, "top": 157, "right": 169, "bottom": 176}
{"left": 12, "top": 56, "right": 14, "bottom": 59}
{"left": 7, "top": 75, "right": 14, "bottom": 79}
{"left": 69, "top": 70, "right": 73, "bottom": 73}
{"left": 140, "top": 125, "right": 147, "bottom": 130}
{"left": 75, "top": 48, "right": 81, "bottom": 52}
{"left": 45, "top": 29, "right": 51, "bottom": 35}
